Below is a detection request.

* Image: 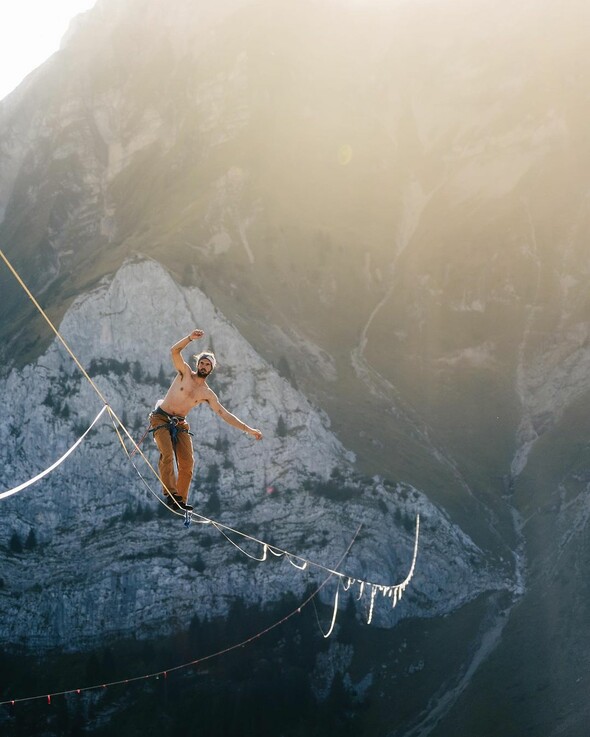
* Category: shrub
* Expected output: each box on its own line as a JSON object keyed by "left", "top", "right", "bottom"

{"left": 25, "top": 529, "right": 37, "bottom": 550}
{"left": 9, "top": 532, "right": 23, "bottom": 554}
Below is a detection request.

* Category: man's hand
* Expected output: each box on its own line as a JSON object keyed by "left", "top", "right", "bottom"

{"left": 188, "top": 329, "right": 204, "bottom": 341}
{"left": 249, "top": 428, "right": 263, "bottom": 441}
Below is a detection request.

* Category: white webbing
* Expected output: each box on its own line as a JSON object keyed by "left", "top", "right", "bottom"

{"left": 286, "top": 555, "right": 308, "bottom": 570}
{"left": 0, "top": 406, "right": 108, "bottom": 501}
{"left": 322, "top": 581, "right": 340, "bottom": 638}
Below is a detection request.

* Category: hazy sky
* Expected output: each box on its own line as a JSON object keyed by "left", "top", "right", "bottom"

{"left": 0, "top": 0, "right": 96, "bottom": 101}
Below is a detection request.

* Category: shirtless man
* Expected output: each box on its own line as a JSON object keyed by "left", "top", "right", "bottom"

{"left": 149, "top": 329, "right": 263, "bottom": 511}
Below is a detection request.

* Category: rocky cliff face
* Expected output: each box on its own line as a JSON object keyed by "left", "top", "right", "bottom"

{"left": 0, "top": 260, "right": 503, "bottom": 651}
{"left": 2, "top": 0, "right": 590, "bottom": 734}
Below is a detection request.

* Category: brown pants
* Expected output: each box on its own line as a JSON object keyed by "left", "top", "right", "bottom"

{"left": 149, "top": 411, "right": 194, "bottom": 503}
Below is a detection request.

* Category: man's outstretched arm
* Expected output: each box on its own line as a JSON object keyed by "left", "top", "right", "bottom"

{"left": 170, "top": 329, "right": 204, "bottom": 375}
{"left": 207, "top": 391, "right": 263, "bottom": 440}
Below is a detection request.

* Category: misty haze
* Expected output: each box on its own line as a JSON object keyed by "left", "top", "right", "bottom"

{"left": 1, "top": 0, "right": 590, "bottom": 735}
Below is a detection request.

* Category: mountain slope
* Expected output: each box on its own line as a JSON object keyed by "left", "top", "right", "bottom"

{"left": 2, "top": 0, "right": 590, "bottom": 734}
{"left": 0, "top": 259, "right": 501, "bottom": 652}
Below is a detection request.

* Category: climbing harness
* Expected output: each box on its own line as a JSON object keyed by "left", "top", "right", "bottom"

{"left": 149, "top": 406, "right": 194, "bottom": 446}
{"left": 148, "top": 406, "right": 194, "bottom": 522}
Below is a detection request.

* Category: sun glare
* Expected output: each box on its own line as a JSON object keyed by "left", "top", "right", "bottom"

{"left": 0, "top": 0, "right": 96, "bottom": 101}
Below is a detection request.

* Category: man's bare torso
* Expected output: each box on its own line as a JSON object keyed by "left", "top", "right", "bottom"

{"left": 160, "top": 370, "right": 213, "bottom": 416}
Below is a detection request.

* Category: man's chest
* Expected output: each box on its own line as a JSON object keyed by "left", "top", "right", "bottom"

{"left": 176, "top": 376, "right": 208, "bottom": 403}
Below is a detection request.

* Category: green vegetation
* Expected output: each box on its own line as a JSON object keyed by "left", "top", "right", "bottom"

{"left": 8, "top": 532, "right": 23, "bottom": 555}
{"left": 276, "top": 356, "right": 298, "bottom": 389}
{"left": 312, "top": 468, "right": 361, "bottom": 503}
{"left": 276, "top": 414, "right": 288, "bottom": 437}
{"left": 88, "top": 358, "right": 131, "bottom": 377}
{"left": 0, "top": 595, "right": 365, "bottom": 737}
{"left": 24, "top": 530, "right": 37, "bottom": 551}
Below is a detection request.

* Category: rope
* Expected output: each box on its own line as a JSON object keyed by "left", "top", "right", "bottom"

{"left": 286, "top": 555, "right": 308, "bottom": 571}
{"left": 213, "top": 526, "right": 271, "bottom": 562}
{"left": 0, "top": 406, "right": 108, "bottom": 500}
{"left": 105, "top": 405, "right": 417, "bottom": 590}
{"left": 188, "top": 502, "right": 420, "bottom": 592}
{"left": 0, "top": 249, "right": 109, "bottom": 407}
{"left": 0, "top": 522, "right": 361, "bottom": 707}
{"left": 0, "top": 247, "right": 181, "bottom": 517}
{"left": 313, "top": 580, "right": 341, "bottom": 639}
{"left": 114, "top": 413, "right": 421, "bottom": 603}
{"left": 129, "top": 424, "right": 150, "bottom": 457}
{"left": 1, "top": 248, "right": 420, "bottom": 615}
{"left": 105, "top": 407, "right": 191, "bottom": 513}
{"left": 365, "top": 515, "right": 420, "bottom": 624}
{"left": 107, "top": 406, "right": 421, "bottom": 593}
{"left": 0, "top": 250, "right": 154, "bottom": 503}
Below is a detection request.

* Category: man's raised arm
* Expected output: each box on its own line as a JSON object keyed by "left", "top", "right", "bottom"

{"left": 170, "top": 329, "right": 204, "bottom": 375}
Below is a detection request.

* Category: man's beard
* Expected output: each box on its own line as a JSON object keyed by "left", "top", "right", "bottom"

{"left": 197, "top": 368, "right": 210, "bottom": 378}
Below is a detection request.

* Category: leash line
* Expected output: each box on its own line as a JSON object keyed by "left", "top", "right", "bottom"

{"left": 0, "top": 249, "right": 109, "bottom": 407}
